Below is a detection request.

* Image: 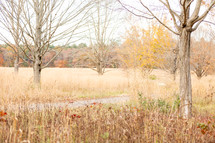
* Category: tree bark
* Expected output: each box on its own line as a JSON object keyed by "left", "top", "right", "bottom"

{"left": 33, "top": 0, "right": 42, "bottom": 86}
{"left": 179, "top": 28, "right": 192, "bottom": 118}
{"left": 33, "top": 54, "right": 42, "bottom": 85}
{"left": 14, "top": 54, "right": 19, "bottom": 74}
{"left": 97, "top": 61, "right": 104, "bottom": 75}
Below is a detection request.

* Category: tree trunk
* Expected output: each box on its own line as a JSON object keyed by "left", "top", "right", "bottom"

{"left": 171, "top": 54, "right": 177, "bottom": 81}
{"left": 14, "top": 54, "right": 19, "bottom": 74}
{"left": 171, "top": 47, "right": 178, "bottom": 81}
{"left": 179, "top": 28, "right": 192, "bottom": 119}
{"left": 33, "top": 0, "right": 42, "bottom": 86}
{"left": 33, "top": 62, "right": 41, "bottom": 85}
{"left": 33, "top": 54, "right": 42, "bottom": 85}
{"left": 97, "top": 62, "right": 104, "bottom": 75}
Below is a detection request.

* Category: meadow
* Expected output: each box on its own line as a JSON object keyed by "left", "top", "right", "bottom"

{"left": 0, "top": 68, "right": 128, "bottom": 105}
{"left": 0, "top": 68, "right": 215, "bottom": 142}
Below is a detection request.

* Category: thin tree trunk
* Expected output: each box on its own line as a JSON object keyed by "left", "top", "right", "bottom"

{"left": 171, "top": 47, "right": 178, "bottom": 81}
{"left": 179, "top": 28, "right": 192, "bottom": 119}
{"left": 171, "top": 55, "right": 177, "bottom": 81}
{"left": 14, "top": 42, "right": 20, "bottom": 74}
{"left": 14, "top": 54, "right": 19, "bottom": 74}
{"left": 172, "top": 73, "right": 176, "bottom": 81}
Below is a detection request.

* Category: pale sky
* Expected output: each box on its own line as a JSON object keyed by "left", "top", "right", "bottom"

{"left": 0, "top": 0, "right": 214, "bottom": 46}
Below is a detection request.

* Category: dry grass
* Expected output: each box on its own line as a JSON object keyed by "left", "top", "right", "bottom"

{"left": 0, "top": 67, "right": 215, "bottom": 142}
{"left": 125, "top": 69, "right": 215, "bottom": 114}
{"left": 0, "top": 67, "right": 215, "bottom": 113}
{"left": 0, "top": 104, "right": 215, "bottom": 142}
{"left": 0, "top": 68, "right": 129, "bottom": 105}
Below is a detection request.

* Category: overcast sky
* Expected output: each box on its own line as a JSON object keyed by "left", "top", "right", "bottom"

{"left": 0, "top": 0, "right": 214, "bottom": 46}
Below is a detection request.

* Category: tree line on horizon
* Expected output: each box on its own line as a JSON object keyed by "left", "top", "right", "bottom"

{"left": 0, "top": 42, "right": 121, "bottom": 69}
{"left": 0, "top": 25, "right": 215, "bottom": 81}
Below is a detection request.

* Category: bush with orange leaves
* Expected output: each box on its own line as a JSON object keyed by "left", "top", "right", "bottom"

{"left": 54, "top": 60, "right": 68, "bottom": 68}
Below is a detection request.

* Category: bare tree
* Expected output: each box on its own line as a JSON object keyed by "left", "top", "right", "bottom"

{"left": 163, "top": 43, "right": 179, "bottom": 80}
{"left": 86, "top": 0, "right": 120, "bottom": 75}
{"left": 15, "top": 0, "right": 92, "bottom": 85}
{"left": 191, "top": 37, "right": 215, "bottom": 79}
{"left": 118, "top": 0, "right": 215, "bottom": 118}
{"left": 0, "top": 0, "right": 24, "bottom": 73}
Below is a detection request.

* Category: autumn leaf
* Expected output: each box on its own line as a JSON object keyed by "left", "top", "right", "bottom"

{"left": 0, "top": 111, "right": 7, "bottom": 117}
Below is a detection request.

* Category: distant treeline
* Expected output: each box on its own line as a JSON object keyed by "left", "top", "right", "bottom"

{"left": 0, "top": 43, "right": 121, "bottom": 68}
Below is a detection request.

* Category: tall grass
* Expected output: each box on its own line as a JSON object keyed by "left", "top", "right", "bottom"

{"left": 0, "top": 67, "right": 215, "bottom": 142}
{"left": 0, "top": 67, "right": 215, "bottom": 112}
{"left": 0, "top": 68, "right": 128, "bottom": 105}
{"left": 0, "top": 104, "right": 214, "bottom": 142}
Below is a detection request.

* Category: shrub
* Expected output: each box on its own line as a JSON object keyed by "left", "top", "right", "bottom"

{"left": 149, "top": 74, "right": 157, "bottom": 80}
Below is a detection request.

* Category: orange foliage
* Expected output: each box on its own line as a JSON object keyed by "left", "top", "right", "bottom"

{"left": 0, "top": 53, "right": 4, "bottom": 66}
{"left": 54, "top": 60, "right": 68, "bottom": 68}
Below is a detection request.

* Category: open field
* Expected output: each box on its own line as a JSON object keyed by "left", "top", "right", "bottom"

{"left": 0, "top": 67, "right": 215, "bottom": 113}
{"left": 0, "top": 68, "right": 129, "bottom": 106}
{"left": 0, "top": 68, "right": 215, "bottom": 142}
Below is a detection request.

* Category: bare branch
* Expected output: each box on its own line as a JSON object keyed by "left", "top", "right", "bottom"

{"left": 191, "top": 19, "right": 204, "bottom": 31}
{"left": 194, "top": 0, "right": 215, "bottom": 24}
{"left": 117, "top": 0, "right": 153, "bottom": 19}
{"left": 159, "top": 0, "right": 180, "bottom": 31}
{"left": 138, "top": 0, "right": 179, "bottom": 35}
{"left": 188, "top": 0, "right": 202, "bottom": 25}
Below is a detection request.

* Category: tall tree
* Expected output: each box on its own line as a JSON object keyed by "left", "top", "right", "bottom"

{"left": 86, "top": 0, "right": 120, "bottom": 75}
{"left": 17, "top": 0, "right": 92, "bottom": 85}
{"left": 118, "top": 0, "right": 215, "bottom": 118}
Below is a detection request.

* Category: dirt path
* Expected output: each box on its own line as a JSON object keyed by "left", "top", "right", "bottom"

{"left": 6, "top": 95, "right": 130, "bottom": 111}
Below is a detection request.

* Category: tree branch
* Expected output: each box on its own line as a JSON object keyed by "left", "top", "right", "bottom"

{"left": 138, "top": 0, "right": 179, "bottom": 35}
{"left": 42, "top": 49, "right": 63, "bottom": 69}
{"left": 117, "top": 0, "right": 153, "bottom": 19}
{"left": 194, "top": 0, "right": 215, "bottom": 24}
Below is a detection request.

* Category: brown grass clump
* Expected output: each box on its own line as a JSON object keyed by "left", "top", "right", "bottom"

{"left": 0, "top": 104, "right": 214, "bottom": 143}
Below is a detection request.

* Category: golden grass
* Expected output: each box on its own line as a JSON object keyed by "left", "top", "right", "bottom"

{"left": 0, "top": 68, "right": 129, "bottom": 105}
{"left": 0, "top": 67, "right": 214, "bottom": 113}
{"left": 0, "top": 68, "right": 215, "bottom": 142}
